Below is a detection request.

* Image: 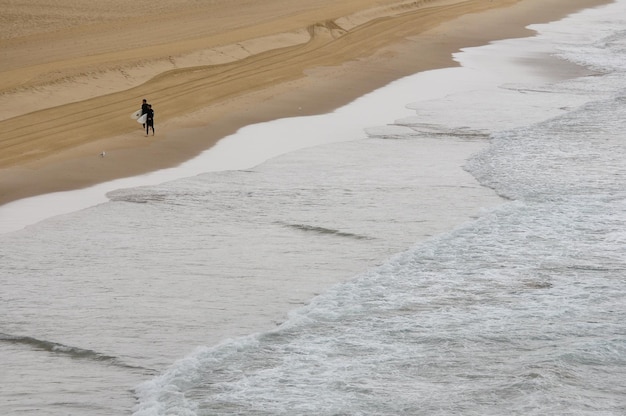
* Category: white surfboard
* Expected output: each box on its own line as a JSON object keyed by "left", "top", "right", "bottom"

{"left": 136, "top": 114, "right": 147, "bottom": 124}
{"left": 130, "top": 110, "right": 142, "bottom": 119}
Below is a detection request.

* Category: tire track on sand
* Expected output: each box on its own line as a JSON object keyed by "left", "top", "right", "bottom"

{"left": 0, "top": 0, "right": 509, "bottom": 168}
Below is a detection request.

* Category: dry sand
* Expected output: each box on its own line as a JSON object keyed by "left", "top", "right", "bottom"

{"left": 0, "top": 0, "right": 611, "bottom": 205}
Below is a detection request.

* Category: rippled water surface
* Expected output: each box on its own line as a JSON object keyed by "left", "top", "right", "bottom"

{"left": 2, "top": 2, "right": 625, "bottom": 415}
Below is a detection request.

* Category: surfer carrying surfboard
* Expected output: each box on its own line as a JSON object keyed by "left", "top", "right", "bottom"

{"left": 140, "top": 99, "right": 149, "bottom": 128}
{"left": 146, "top": 104, "right": 155, "bottom": 136}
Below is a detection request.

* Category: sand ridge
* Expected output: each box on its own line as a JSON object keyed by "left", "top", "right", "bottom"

{"left": 0, "top": 0, "right": 612, "bottom": 205}
{"left": 0, "top": 0, "right": 479, "bottom": 118}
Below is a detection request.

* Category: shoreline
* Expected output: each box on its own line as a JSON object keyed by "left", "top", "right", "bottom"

{"left": 0, "top": 0, "right": 612, "bottom": 207}
{"left": 1, "top": 3, "right": 620, "bottom": 413}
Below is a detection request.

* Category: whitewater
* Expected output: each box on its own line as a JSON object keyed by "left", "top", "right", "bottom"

{"left": 1, "top": 1, "right": 625, "bottom": 415}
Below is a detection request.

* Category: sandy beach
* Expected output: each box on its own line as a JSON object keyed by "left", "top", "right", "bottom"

{"left": 2, "top": 2, "right": 624, "bottom": 414}
{"left": 0, "top": 0, "right": 611, "bottom": 205}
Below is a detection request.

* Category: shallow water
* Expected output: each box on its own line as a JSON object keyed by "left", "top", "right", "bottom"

{"left": 1, "top": 2, "right": 625, "bottom": 415}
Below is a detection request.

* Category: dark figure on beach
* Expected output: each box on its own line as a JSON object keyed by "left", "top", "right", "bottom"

{"left": 146, "top": 104, "right": 155, "bottom": 136}
{"left": 141, "top": 98, "right": 149, "bottom": 128}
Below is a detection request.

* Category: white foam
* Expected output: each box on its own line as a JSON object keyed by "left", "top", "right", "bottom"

{"left": 0, "top": 66, "right": 509, "bottom": 235}
{"left": 2, "top": 0, "right": 613, "bottom": 236}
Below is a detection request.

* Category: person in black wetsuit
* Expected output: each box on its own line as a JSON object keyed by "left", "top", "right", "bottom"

{"left": 140, "top": 98, "right": 149, "bottom": 128}
{"left": 145, "top": 104, "right": 155, "bottom": 136}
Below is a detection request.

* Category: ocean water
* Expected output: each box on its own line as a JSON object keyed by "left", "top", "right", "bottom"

{"left": 2, "top": 2, "right": 626, "bottom": 415}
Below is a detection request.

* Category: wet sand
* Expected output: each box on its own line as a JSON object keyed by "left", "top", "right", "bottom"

{"left": 0, "top": 0, "right": 611, "bottom": 205}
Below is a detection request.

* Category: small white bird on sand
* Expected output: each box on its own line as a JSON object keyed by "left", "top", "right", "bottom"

{"left": 100, "top": 151, "right": 106, "bottom": 157}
